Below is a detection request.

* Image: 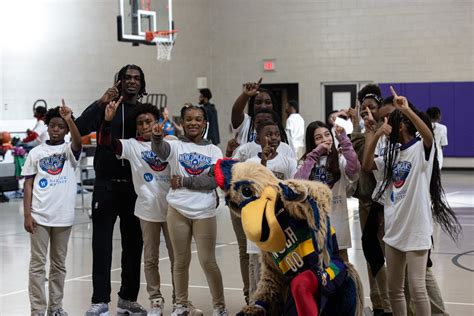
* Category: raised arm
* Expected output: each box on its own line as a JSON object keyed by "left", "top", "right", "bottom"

{"left": 231, "top": 78, "right": 262, "bottom": 129}
{"left": 334, "top": 126, "right": 360, "bottom": 179}
{"left": 59, "top": 99, "right": 82, "bottom": 153}
{"left": 151, "top": 121, "right": 171, "bottom": 160}
{"left": 97, "top": 97, "right": 124, "bottom": 156}
{"left": 390, "top": 86, "right": 433, "bottom": 149}
{"left": 294, "top": 143, "right": 330, "bottom": 179}
{"left": 75, "top": 81, "right": 121, "bottom": 135}
{"left": 362, "top": 115, "right": 391, "bottom": 171}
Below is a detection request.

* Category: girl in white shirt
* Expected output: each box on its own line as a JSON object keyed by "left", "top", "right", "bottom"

{"left": 362, "top": 87, "right": 461, "bottom": 316}
{"left": 152, "top": 104, "right": 227, "bottom": 316}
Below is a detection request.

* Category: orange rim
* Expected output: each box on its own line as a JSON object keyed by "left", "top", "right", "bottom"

{"left": 145, "top": 30, "right": 178, "bottom": 42}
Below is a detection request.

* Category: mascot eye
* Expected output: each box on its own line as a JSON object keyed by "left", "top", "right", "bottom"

{"left": 241, "top": 186, "right": 253, "bottom": 198}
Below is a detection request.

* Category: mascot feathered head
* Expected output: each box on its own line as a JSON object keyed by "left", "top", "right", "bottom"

{"left": 215, "top": 160, "right": 315, "bottom": 252}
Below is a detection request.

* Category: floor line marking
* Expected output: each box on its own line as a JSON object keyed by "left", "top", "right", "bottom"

{"left": 0, "top": 241, "right": 236, "bottom": 298}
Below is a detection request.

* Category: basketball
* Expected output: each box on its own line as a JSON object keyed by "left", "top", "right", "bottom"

{"left": 0, "top": 131, "right": 11, "bottom": 144}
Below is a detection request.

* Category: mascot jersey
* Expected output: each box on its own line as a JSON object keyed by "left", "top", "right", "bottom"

{"left": 271, "top": 200, "right": 346, "bottom": 290}
{"left": 375, "top": 138, "right": 434, "bottom": 251}
{"left": 21, "top": 142, "right": 80, "bottom": 226}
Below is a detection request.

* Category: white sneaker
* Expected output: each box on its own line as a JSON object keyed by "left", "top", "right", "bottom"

{"left": 84, "top": 303, "right": 109, "bottom": 316}
{"left": 171, "top": 304, "right": 188, "bottom": 316}
{"left": 212, "top": 306, "right": 228, "bottom": 316}
{"left": 148, "top": 298, "right": 164, "bottom": 316}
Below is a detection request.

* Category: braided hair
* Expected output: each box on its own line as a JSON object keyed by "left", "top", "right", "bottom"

{"left": 375, "top": 106, "right": 461, "bottom": 242}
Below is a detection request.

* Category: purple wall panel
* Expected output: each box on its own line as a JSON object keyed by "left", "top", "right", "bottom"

{"left": 403, "top": 83, "right": 431, "bottom": 110}
{"left": 453, "top": 82, "right": 474, "bottom": 157}
{"left": 379, "top": 83, "right": 401, "bottom": 99}
{"left": 379, "top": 81, "right": 473, "bottom": 157}
{"left": 429, "top": 83, "right": 455, "bottom": 156}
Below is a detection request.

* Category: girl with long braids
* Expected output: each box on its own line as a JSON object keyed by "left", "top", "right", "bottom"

{"left": 362, "top": 87, "right": 461, "bottom": 316}
{"left": 294, "top": 121, "right": 360, "bottom": 262}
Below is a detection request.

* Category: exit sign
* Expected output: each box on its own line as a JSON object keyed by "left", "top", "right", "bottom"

{"left": 263, "top": 60, "right": 276, "bottom": 71}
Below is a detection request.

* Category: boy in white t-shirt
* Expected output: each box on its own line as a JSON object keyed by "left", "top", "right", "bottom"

{"left": 426, "top": 107, "right": 448, "bottom": 169}
{"left": 246, "top": 119, "right": 297, "bottom": 298}
{"left": 99, "top": 100, "right": 174, "bottom": 315}
{"left": 22, "top": 101, "right": 82, "bottom": 316}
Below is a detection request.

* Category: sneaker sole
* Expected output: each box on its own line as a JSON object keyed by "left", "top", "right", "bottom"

{"left": 85, "top": 312, "right": 108, "bottom": 316}
{"left": 117, "top": 308, "right": 147, "bottom": 316}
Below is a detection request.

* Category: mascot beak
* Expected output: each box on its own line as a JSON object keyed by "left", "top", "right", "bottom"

{"left": 241, "top": 186, "right": 286, "bottom": 252}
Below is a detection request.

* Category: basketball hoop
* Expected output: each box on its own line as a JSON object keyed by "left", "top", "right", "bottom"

{"left": 145, "top": 30, "right": 178, "bottom": 61}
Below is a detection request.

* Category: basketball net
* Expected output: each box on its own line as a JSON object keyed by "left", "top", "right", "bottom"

{"left": 145, "top": 31, "right": 178, "bottom": 61}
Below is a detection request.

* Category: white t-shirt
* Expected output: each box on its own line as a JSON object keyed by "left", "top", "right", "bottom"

{"left": 232, "top": 141, "right": 296, "bottom": 162}
{"left": 310, "top": 155, "right": 356, "bottom": 249}
{"left": 432, "top": 122, "right": 448, "bottom": 169}
{"left": 375, "top": 138, "right": 435, "bottom": 251}
{"left": 372, "top": 135, "right": 389, "bottom": 204}
{"left": 165, "top": 140, "right": 222, "bottom": 219}
{"left": 285, "top": 113, "right": 305, "bottom": 149}
{"left": 232, "top": 113, "right": 255, "bottom": 145}
{"left": 247, "top": 153, "right": 297, "bottom": 180}
{"left": 120, "top": 139, "right": 170, "bottom": 222}
{"left": 21, "top": 142, "right": 80, "bottom": 226}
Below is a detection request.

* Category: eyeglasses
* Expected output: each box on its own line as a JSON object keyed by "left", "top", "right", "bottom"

{"left": 254, "top": 99, "right": 272, "bottom": 105}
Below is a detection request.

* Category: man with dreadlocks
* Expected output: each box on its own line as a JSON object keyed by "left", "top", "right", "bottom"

{"left": 76, "top": 65, "right": 148, "bottom": 316}
{"left": 362, "top": 86, "right": 461, "bottom": 316}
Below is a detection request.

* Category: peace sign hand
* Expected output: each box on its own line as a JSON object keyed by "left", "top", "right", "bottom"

{"left": 242, "top": 78, "right": 263, "bottom": 97}
{"left": 59, "top": 99, "right": 73, "bottom": 121}
{"left": 104, "top": 96, "right": 123, "bottom": 122}
{"left": 100, "top": 80, "right": 121, "bottom": 105}
{"left": 390, "top": 86, "right": 409, "bottom": 112}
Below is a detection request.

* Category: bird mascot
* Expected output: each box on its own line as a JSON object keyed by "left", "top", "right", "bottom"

{"left": 214, "top": 159, "right": 364, "bottom": 316}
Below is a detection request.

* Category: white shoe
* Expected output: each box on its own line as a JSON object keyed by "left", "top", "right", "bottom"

{"left": 171, "top": 304, "right": 188, "bottom": 316}
{"left": 212, "top": 306, "right": 228, "bottom": 316}
{"left": 148, "top": 298, "right": 164, "bottom": 316}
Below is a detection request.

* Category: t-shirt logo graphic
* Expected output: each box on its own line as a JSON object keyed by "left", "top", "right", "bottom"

{"left": 39, "top": 154, "right": 66, "bottom": 175}
{"left": 179, "top": 152, "right": 212, "bottom": 175}
{"left": 392, "top": 161, "right": 412, "bottom": 188}
{"left": 143, "top": 173, "right": 154, "bottom": 182}
{"left": 141, "top": 150, "right": 168, "bottom": 172}
{"left": 38, "top": 178, "right": 48, "bottom": 188}
{"left": 310, "top": 166, "right": 336, "bottom": 188}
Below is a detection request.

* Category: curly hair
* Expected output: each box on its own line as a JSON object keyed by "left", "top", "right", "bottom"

{"left": 133, "top": 103, "right": 160, "bottom": 121}
{"left": 357, "top": 84, "right": 383, "bottom": 105}
{"left": 44, "top": 106, "right": 75, "bottom": 126}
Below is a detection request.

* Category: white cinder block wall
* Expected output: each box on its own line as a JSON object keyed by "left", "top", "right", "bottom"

{"left": 0, "top": 0, "right": 211, "bottom": 122}
{"left": 1, "top": 0, "right": 473, "bottom": 151}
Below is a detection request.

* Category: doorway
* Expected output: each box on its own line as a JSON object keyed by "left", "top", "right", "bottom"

{"left": 322, "top": 82, "right": 371, "bottom": 120}
{"left": 253, "top": 83, "right": 299, "bottom": 125}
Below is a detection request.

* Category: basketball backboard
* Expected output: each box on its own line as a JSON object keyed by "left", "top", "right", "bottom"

{"left": 117, "top": 0, "right": 174, "bottom": 45}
